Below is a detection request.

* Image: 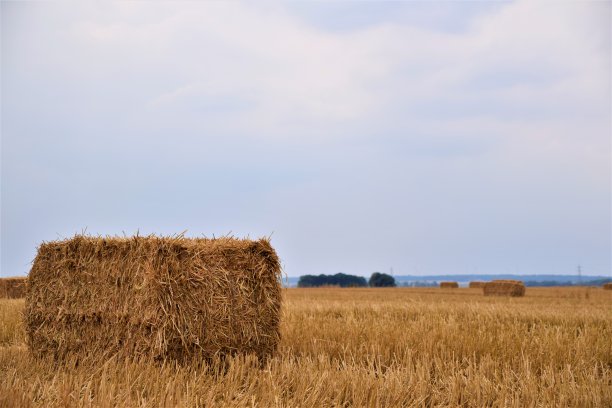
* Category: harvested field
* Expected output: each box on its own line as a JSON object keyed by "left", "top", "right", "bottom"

{"left": 25, "top": 235, "right": 282, "bottom": 362}
{"left": 468, "top": 281, "right": 486, "bottom": 289}
{"left": 5, "top": 286, "right": 611, "bottom": 406}
{"left": 484, "top": 279, "right": 526, "bottom": 297}
{"left": 0, "top": 277, "right": 27, "bottom": 299}
{"left": 439, "top": 281, "right": 458, "bottom": 289}
{"left": 1, "top": 287, "right": 611, "bottom": 407}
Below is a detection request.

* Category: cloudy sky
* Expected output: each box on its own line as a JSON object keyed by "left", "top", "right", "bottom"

{"left": 2, "top": 1, "right": 610, "bottom": 278}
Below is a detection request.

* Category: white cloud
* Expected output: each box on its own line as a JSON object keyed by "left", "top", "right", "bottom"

{"left": 2, "top": 0, "right": 610, "bottom": 276}
{"left": 15, "top": 0, "right": 607, "bottom": 145}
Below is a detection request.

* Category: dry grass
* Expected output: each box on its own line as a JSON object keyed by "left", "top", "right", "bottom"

{"left": 1, "top": 287, "right": 611, "bottom": 407}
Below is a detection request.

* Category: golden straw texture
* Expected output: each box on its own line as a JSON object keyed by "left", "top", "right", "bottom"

{"left": 25, "top": 235, "right": 282, "bottom": 362}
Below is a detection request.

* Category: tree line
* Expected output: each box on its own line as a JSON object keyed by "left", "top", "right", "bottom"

{"left": 297, "top": 272, "right": 396, "bottom": 288}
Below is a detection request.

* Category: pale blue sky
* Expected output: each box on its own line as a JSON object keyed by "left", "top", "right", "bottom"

{"left": 2, "top": 1, "right": 610, "bottom": 277}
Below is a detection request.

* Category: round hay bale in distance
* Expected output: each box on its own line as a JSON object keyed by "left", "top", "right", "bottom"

{"left": 25, "top": 235, "right": 282, "bottom": 362}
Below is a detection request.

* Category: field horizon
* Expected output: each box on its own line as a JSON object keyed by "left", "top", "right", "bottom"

{"left": 283, "top": 274, "right": 612, "bottom": 288}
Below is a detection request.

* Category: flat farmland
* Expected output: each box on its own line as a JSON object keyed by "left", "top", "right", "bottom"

{"left": 1, "top": 287, "right": 611, "bottom": 407}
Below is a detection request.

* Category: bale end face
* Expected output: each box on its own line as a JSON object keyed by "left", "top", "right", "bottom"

{"left": 25, "top": 235, "right": 282, "bottom": 362}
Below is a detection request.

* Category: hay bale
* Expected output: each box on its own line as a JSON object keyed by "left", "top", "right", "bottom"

{"left": 603, "top": 283, "right": 612, "bottom": 290}
{"left": 0, "top": 277, "right": 27, "bottom": 299}
{"left": 25, "top": 235, "right": 282, "bottom": 362}
{"left": 440, "top": 281, "right": 459, "bottom": 289}
{"left": 468, "top": 281, "right": 486, "bottom": 289}
{"left": 483, "top": 280, "right": 525, "bottom": 297}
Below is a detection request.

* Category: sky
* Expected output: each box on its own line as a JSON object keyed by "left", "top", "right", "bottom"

{"left": 1, "top": 1, "right": 611, "bottom": 278}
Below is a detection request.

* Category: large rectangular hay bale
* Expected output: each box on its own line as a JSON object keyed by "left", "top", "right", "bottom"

{"left": 468, "top": 281, "right": 486, "bottom": 289}
{"left": 603, "top": 283, "right": 612, "bottom": 290}
{"left": 440, "top": 281, "right": 459, "bottom": 289}
{"left": 25, "top": 235, "right": 282, "bottom": 361}
{"left": 483, "top": 280, "right": 525, "bottom": 297}
{"left": 0, "top": 277, "right": 27, "bottom": 299}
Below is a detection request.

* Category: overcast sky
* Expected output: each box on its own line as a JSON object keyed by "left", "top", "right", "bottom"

{"left": 2, "top": 1, "right": 610, "bottom": 277}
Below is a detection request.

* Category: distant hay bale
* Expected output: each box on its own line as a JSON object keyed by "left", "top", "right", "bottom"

{"left": 603, "top": 283, "right": 612, "bottom": 290}
{"left": 440, "top": 281, "right": 459, "bottom": 289}
{"left": 25, "top": 235, "right": 282, "bottom": 362}
{"left": 468, "top": 281, "right": 486, "bottom": 289}
{"left": 0, "top": 277, "right": 27, "bottom": 299}
{"left": 483, "top": 280, "right": 525, "bottom": 297}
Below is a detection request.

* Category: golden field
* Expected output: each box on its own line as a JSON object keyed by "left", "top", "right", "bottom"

{"left": 1, "top": 287, "right": 611, "bottom": 407}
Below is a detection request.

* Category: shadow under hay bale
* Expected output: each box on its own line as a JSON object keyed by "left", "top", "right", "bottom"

{"left": 468, "top": 281, "right": 486, "bottom": 289}
{"left": 25, "top": 235, "right": 282, "bottom": 363}
{"left": 440, "top": 281, "right": 458, "bottom": 289}
{"left": 0, "top": 277, "right": 27, "bottom": 299}
{"left": 483, "top": 280, "right": 525, "bottom": 297}
{"left": 603, "top": 283, "right": 612, "bottom": 290}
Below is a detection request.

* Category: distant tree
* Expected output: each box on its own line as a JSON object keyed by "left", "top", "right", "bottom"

{"left": 333, "top": 273, "right": 368, "bottom": 287}
{"left": 297, "top": 273, "right": 367, "bottom": 288}
{"left": 369, "top": 272, "right": 396, "bottom": 287}
{"left": 296, "top": 275, "right": 320, "bottom": 288}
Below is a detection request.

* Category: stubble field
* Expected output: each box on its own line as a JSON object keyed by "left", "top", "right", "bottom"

{"left": 1, "top": 287, "right": 611, "bottom": 407}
